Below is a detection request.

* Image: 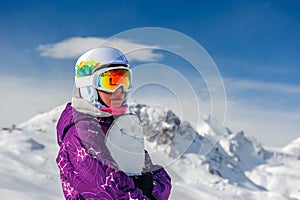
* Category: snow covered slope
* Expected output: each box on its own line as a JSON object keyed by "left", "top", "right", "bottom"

{"left": 0, "top": 104, "right": 65, "bottom": 199}
{"left": 0, "top": 103, "right": 299, "bottom": 199}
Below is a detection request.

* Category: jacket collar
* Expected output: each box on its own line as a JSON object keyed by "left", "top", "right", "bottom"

{"left": 71, "top": 97, "right": 112, "bottom": 118}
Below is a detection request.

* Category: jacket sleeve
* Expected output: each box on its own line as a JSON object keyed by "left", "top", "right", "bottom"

{"left": 57, "top": 121, "right": 151, "bottom": 200}
{"left": 144, "top": 152, "right": 172, "bottom": 200}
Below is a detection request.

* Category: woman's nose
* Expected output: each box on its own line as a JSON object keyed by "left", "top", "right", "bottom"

{"left": 114, "top": 86, "right": 124, "bottom": 94}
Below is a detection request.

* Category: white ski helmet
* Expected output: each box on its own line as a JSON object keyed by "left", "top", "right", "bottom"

{"left": 74, "top": 47, "right": 130, "bottom": 108}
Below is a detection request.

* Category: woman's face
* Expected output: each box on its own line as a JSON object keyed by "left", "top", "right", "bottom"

{"left": 97, "top": 86, "right": 126, "bottom": 108}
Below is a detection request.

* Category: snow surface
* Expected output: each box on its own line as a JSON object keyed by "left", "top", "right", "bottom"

{"left": 0, "top": 102, "right": 300, "bottom": 200}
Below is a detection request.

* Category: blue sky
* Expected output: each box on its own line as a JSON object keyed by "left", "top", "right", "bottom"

{"left": 0, "top": 0, "right": 299, "bottom": 147}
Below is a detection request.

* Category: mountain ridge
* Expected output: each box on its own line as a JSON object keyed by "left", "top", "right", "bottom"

{"left": 0, "top": 103, "right": 299, "bottom": 199}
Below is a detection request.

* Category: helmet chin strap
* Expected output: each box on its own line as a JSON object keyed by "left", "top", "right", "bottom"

{"left": 95, "top": 92, "right": 109, "bottom": 108}
{"left": 78, "top": 86, "right": 96, "bottom": 105}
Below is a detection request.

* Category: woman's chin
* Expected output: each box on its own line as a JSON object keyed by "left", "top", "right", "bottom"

{"left": 110, "top": 101, "right": 123, "bottom": 108}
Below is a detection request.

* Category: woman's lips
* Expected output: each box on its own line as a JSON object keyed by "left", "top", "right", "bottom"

{"left": 111, "top": 97, "right": 122, "bottom": 101}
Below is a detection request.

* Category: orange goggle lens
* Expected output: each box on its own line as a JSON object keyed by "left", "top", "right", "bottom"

{"left": 97, "top": 68, "right": 131, "bottom": 92}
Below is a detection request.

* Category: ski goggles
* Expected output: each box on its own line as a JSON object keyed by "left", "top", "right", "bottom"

{"left": 75, "top": 66, "right": 132, "bottom": 93}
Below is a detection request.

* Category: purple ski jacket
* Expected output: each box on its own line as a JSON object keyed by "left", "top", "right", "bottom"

{"left": 56, "top": 102, "right": 171, "bottom": 200}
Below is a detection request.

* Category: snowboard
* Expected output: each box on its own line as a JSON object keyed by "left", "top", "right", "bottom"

{"left": 105, "top": 113, "right": 145, "bottom": 175}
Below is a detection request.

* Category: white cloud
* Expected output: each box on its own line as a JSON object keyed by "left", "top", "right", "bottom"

{"left": 37, "top": 37, "right": 163, "bottom": 62}
{"left": 225, "top": 78, "right": 300, "bottom": 94}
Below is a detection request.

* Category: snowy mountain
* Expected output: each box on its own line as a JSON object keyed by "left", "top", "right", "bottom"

{"left": 1, "top": 103, "right": 300, "bottom": 200}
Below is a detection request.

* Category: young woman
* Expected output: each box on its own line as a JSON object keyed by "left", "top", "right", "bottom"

{"left": 56, "top": 47, "right": 171, "bottom": 200}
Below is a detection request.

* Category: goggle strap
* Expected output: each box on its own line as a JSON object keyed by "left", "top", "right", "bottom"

{"left": 75, "top": 75, "right": 93, "bottom": 88}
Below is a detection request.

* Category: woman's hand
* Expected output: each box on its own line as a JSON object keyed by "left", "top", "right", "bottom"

{"left": 130, "top": 172, "right": 156, "bottom": 200}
